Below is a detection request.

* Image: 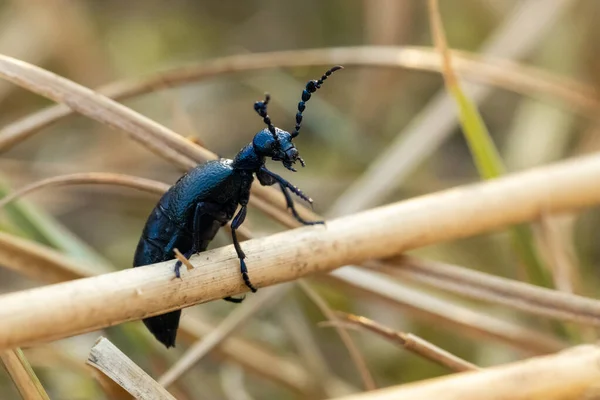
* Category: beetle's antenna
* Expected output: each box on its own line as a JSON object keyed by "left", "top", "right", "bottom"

{"left": 254, "top": 93, "right": 278, "bottom": 143}
{"left": 291, "top": 66, "right": 343, "bottom": 138}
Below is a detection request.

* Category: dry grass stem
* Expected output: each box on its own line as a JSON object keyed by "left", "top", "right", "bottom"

{"left": 537, "top": 216, "right": 577, "bottom": 293}
{"left": 0, "top": 174, "right": 553, "bottom": 354}
{"left": 377, "top": 256, "right": 600, "bottom": 327}
{"left": 173, "top": 249, "right": 194, "bottom": 272}
{"left": 298, "top": 281, "right": 376, "bottom": 391}
{"left": 0, "top": 173, "right": 170, "bottom": 208}
{"left": 0, "top": 230, "right": 92, "bottom": 282}
{"left": 0, "top": 230, "right": 311, "bottom": 394}
{"left": 0, "top": 53, "right": 313, "bottom": 228}
{"left": 158, "top": 285, "right": 290, "bottom": 388}
{"left": 0, "top": 46, "right": 595, "bottom": 154}
{"left": 276, "top": 299, "right": 350, "bottom": 397}
{"left": 178, "top": 317, "right": 353, "bottom": 397}
{"left": 0, "top": 54, "right": 200, "bottom": 170}
{"left": 0, "top": 153, "right": 599, "bottom": 350}
{"left": 329, "top": 268, "right": 565, "bottom": 355}
{"left": 87, "top": 337, "right": 176, "bottom": 400}
{"left": 333, "top": 345, "right": 600, "bottom": 400}
{"left": 334, "top": 312, "right": 479, "bottom": 372}
{"left": 88, "top": 370, "right": 134, "bottom": 400}
{"left": 428, "top": 0, "right": 457, "bottom": 87}
{"left": 0, "top": 348, "right": 50, "bottom": 400}
{"left": 0, "top": 225, "right": 559, "bottom": 363}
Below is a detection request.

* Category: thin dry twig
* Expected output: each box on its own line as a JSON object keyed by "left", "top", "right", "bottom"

{"left": 298, "top": 281, "right": 376, "bottom": 391}
{"left": 332, "top": 345, "right": 600, "bottom": 400}
{"left": 1, "top": 152, "right": 599, "bottom": 350}
{"left": 0, "top": 172, "right": 170, "bottom": 209}
{"left": 177, "top": 317, "right": 352, "bottom": 397}
{"left": 0, "top": 54, "right": 317, "bottom": 227}
{"left": 329, "top": 268, "right": 565, "bottom": 355}
{"left": 1, "top": 348, "right": 50, "bottom": 400}
{"left": 158, "top": 285, "right": 290, "bottom": 388}
{"left": 328, "top": 312, "right": 479, "bottom": 372}
{"left": 0, "top": 230, "right": 92, "bottom": 282}
{"left": 0, "top": 45, "right": 595, "bottom": 154}
{"left": 276, "top": 299, "right": 347, "bottom": 397}
{"left": 87, "top": 337, "right": 175, "bottom": 400}
{"left": 173, "top": 249, "right": 194, "bottom": 272}
{"left": 536, "top": 215, "right": 578, "bottom": 293}
{"left": 0, "top": 55, "right": 200, "bottom": 170}
{"left": 428, "top": 0, "right": 457, "bottom": 87}
{"left": 374, "top": 256, "right": 600, "bottom": 327}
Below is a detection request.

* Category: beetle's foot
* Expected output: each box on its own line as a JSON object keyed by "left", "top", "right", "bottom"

{"left": 303, "top": 219, "right": 325, "bottom": 226}
{"left": 174, "top": 260, "right": 182, "bottom": 279}
{"left": 240, "top": 259, "right": 258, "bottom": 293}
{"left": 223, "top": 296, "right": 246, "bottom": 303}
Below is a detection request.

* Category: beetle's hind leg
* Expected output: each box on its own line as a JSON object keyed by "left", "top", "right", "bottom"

{"left": 173, "top": 247, "right": 195, "bottom": 279}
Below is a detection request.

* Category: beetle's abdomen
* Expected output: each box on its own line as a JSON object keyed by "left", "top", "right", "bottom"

{"left": 133, "top": 204, "right": 193, "bottom": 267}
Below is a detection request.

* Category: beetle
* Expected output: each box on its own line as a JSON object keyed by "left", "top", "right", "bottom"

{"left": 133, "top": 66, "right": 343, "bottom": 348}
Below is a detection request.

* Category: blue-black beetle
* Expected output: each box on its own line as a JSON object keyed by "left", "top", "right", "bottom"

{"left": 133, "top": 66, "right": 343, "bottom": 347}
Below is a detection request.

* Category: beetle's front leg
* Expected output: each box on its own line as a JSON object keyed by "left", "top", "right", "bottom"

{"left": 278, "top": 183, "right": 324, "bottom": 226}
{"left": 259, "top": 166, "right": 324, "bottom": 225}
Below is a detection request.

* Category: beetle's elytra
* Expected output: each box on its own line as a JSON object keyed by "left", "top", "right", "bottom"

{"left": 133, "top": 66, "right": 343, "bottom": 348}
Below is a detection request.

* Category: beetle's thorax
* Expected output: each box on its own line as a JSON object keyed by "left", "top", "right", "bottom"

{"left": 232, "top": 142, "right": 265, "bottom": 171}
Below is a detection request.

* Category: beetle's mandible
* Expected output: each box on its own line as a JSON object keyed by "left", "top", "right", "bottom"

{"left": 133, "top": 66, "right": 343, "bottom": 348}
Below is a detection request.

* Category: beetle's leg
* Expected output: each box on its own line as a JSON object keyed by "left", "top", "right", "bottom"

{"left": 259, "top": 167, "right": 324, "bottom": 225}
{"left": 223, "top": 296, "right": 245, "bottom": 303}
{"left": 256, "top": 167, "right": 277, "bottom": 186}
{"left": 259, "top": 166, "right": 314, "bottom": 205}
{"left": 173, "top": 248, "right": 195, "bottom": 279}
{"left": 278, "top": 183, "right": 324, "bottom": 226}
{"left": 188, "top": 202, "right": 246, "bottom": 302}
{"left": 231, "top": 204, "right": 257, "bottom": 292}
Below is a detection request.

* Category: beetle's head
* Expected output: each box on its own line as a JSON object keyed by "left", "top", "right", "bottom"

{"left": 251, "top": 66, "right": 343, "bottom": 172}
{"left": 253, "top": 128, "right": 302, "bottom": 172}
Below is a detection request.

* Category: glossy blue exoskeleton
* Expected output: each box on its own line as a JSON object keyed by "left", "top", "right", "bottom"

{"left": 133, "top": 66, "right": 343, "bottom": 348}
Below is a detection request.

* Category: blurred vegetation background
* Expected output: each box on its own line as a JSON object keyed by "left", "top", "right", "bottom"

{"left": 1, "top": 0, "right": 600, "bottom": 399}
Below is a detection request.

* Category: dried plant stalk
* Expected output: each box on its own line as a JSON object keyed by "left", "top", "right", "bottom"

{"left": 0, "top": 231, "right": 92, "bottom": 282}
{"left": 299, "top": 281, "right": 376, "bottom": 391}
{"left": 158, "top": 285, "right": 290, "bottom": 388}
{"left": 376, "top": 256, "right": 600, "bottom": 326}
{"left": 0, "top": 154, "right": 599, "bottom": 350}
{"left": 334, "top": 313, "right": 479, "bottom": 372}
{"left": 332, "top": 345, "right": 600, "bottom": 400}
{"left": 0, "top": 45, "right": 595, "bottom": 154}
{"left": 1, "top": 348, "right": 50, "bottom": 400}
{"left": 177, "top": 317, "right": 346, "bottom": 397}
{"left": 328, "top": 268, "right": 565, "bottom": 355}
{"left": 87, "top": 337, "right": 175, "bottom": 400}
{"left": 0, "top": 173, "right": 170, "bottom": 208}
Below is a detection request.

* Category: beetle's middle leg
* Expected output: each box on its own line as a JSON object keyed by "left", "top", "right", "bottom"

{"left": 173, "top": 202, "right": 226, "bottom": 279}
{"left": 230, "top": 204, "right": 258, "bottom": 293}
